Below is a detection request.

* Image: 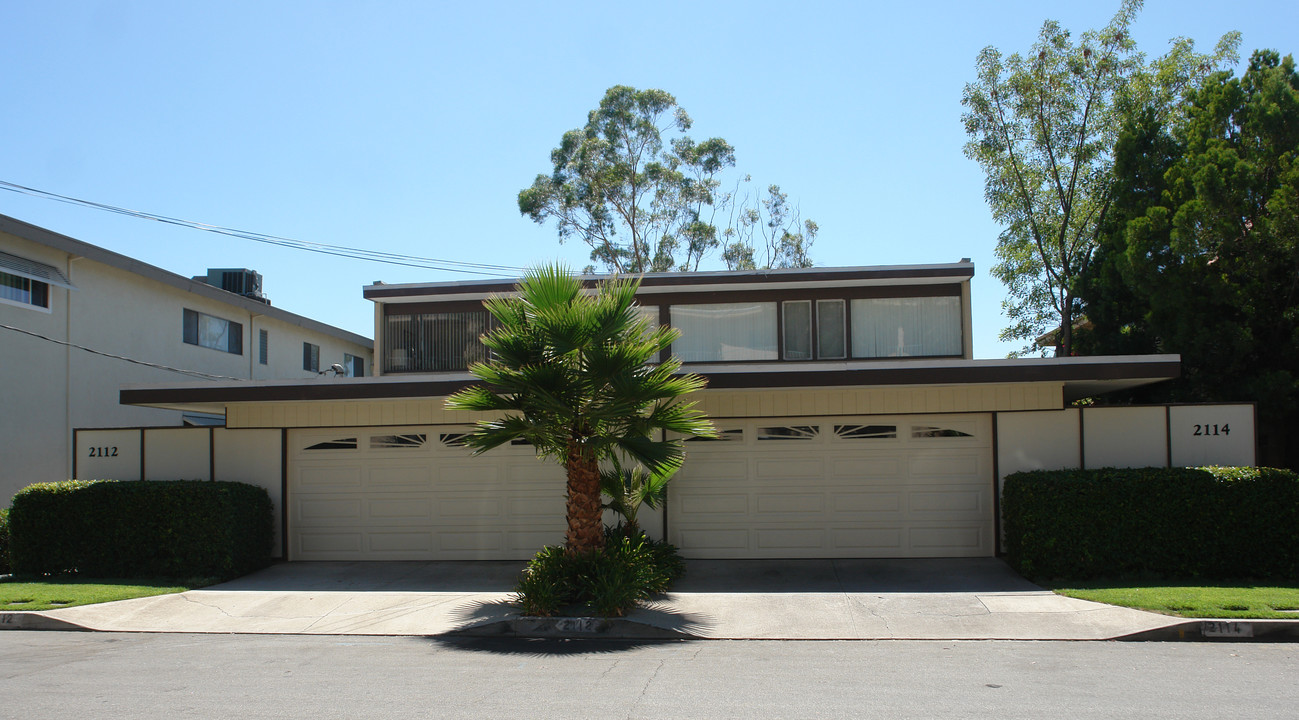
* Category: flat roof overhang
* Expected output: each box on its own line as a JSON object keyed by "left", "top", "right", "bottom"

{"left": 120, "top": 355, "right": 1180, "bottom": 415}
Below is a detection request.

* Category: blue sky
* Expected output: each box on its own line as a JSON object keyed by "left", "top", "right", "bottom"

{"left": 2, "top": 1, "right": 1293, "bottom": 358}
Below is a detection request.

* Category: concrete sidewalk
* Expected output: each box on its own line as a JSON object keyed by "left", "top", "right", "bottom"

{"left": 0, "top": 558, "right": 1261, "bottom": 640}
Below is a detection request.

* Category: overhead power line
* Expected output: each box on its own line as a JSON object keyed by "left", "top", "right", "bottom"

{"left": 0, "top": 180, "right": 527, "bottom": 277}
{"left": 2, "top": 322, "right": 244, "bottom": 381}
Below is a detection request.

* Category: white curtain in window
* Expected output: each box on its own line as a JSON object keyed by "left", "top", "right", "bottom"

{"left": 851, "top": 296, "right": 962, "bottom": 358}
{"left": 671, "top": 302, "right": 778, "bottom": 362}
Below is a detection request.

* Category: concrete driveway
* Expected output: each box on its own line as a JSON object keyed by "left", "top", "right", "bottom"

{"left": 13, "top": 558, "right": 1182, "bottom": 640}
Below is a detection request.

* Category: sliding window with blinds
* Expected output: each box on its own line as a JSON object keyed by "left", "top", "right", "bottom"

{"left": 383, "top": 311, "right": 494, "bottom": 373}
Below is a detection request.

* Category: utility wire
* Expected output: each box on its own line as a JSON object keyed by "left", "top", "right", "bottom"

{"left": 0, "top": 180, "right": 527, "bottom": 277}
{"left": 2, "top": 322, "right": 244, "bottom": 381}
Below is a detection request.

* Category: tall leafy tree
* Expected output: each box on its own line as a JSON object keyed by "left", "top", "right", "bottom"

{"left": 962, "top": 0, "right": 1238, "bottom": 355}
{"left": 519, "top": 85, "right": 816, "bottom": 273}
{"left": 445, "top": 265, "right": 715, "bottom": 552}
{"left": 1080, "top": 50, "right": 1299, "bottom": 468}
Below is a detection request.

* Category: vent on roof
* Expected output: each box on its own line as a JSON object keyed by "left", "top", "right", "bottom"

{"left": 194, "top": 268, "right": 270, "bottom": 304}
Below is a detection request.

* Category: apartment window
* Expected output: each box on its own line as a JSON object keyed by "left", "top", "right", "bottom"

{"left": 258, "top": 329, "right": 269, "bottom": 365}
{"left": 0, "top": 271, "right": 49, "bottom": 310}
{"left": 670, "top": 302, "right": 778, "bottom": 362}
{"left": 383, "top": 310, "right": 493, "bottom": 373}
{"left": 303, "top": 342, "right": 320, "bottom": 372}
{"left": 183, "top": 309, "right": 243, "bottom": 354}
{"left": 817, "top": 299, "right": 847, "bottom": 359}
{"left": 850, "top": 296, "right": 961, "bottom": 358}
{"left": 344, "top": 353, "right": 365, "bottom": 377}
{"left": 781, "top": 299, "right": 845, "bottom": 360}
{"left": 0, "top": 251, "right": 71, "bottom": 311}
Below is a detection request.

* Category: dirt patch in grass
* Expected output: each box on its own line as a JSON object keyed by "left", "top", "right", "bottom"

{"left": 1050, "top": 583, "right": 1299, "bottom": 619}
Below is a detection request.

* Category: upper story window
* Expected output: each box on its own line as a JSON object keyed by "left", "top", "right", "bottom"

{"left": 0, "top": 270, "right": 48, "bottom": 310}
{"left": 303, "top": 342, "right": 320, "bottom": 372}
{"left": 0, "top": 251, "right": 72, "bottom": 312}
{"left": 183, "top": 309, "right": 243, "bottom": 355}
{"left": 850, "top": 296, "right": 962, "bottom": 358}
{"left": 670, "top": 302, "right": 778, "bottom": 362}
{"left": 258, "top": 329, "right": 269, "bottom": 365}
{"left": 344, "top": 352, "right": 365, "bottom": 377}
{"left": 783, "top": 299, "right": 846, "bottom": 360}
{"left": 384, "top": 310, "right": 493, "bottom": 373}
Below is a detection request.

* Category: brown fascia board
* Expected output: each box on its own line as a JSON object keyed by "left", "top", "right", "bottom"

{"left": 0, "top": 213, "right": 373, "bottom": 349}
{"left": 119, "top": 355, "right": 1179, "bottom": 408}
{"left": 362, "top": 263, "right": 977, "bottom": 300}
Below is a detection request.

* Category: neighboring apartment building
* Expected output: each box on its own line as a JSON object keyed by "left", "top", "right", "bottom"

{"left": 113, "top": 264, "right": 1252, "bottom": 562}
{"left": 0, "top": 213, "right": 373, "bottom": 502}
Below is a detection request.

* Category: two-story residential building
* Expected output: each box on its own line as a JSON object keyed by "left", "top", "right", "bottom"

{"left": 113, "top": 263, "right": 1235, "bottom": 563}
{"left": 0, "top": 213, "right": 372, "bottom": 503}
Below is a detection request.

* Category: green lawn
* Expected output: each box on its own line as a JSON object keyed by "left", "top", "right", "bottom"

{"left": 0, "top": 577, "right": 195, "bottom": 611}
{"left": 1051, "top": 583, "right": 1299, "bottom": 619}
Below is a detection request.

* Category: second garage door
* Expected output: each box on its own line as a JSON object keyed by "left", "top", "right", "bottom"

{"left": 667, "top": 414, "right": 994, "bottom": 558}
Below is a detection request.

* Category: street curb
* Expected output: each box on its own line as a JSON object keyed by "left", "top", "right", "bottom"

{"left": 447, "top": 616, "right": 700, "bottom": 640}
{"left": 1115, "top": 619, "right": 1299, "bottom": 642}
{"left": 0, "top": 612, "right": 94, "bottom": 632}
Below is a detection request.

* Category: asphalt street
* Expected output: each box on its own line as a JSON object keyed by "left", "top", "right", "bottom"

{"left": 2, "top": 633, "right": 1295, "bottom": 719}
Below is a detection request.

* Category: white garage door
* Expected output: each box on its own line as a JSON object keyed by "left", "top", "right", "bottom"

{"left": 288, "top": 426, "right": 565, "bottom": 560}
{"left": 668, "top": 414, "right": 994, "bottom": 558}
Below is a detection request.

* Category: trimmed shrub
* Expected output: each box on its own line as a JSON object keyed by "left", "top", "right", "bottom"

{"left": 1002, "top": 466, "right": 1299, "bottom": 581}
{"left": 514, "top": 527, "right": 686, "bottom": 617}
{"left": 9, "top": 480, "right": 273, "bottom": 580}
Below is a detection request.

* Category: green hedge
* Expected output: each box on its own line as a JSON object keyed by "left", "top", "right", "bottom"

{"left": 0, "top": 507, "right": 10, "bottom": 575}
{"left": 8, "top": 480, "right": 273, "bottom": 580}
{"left": 1002, "top": 467, "right": 1299, "bottom": 581}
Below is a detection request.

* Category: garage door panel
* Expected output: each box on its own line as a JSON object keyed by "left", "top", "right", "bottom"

{"left": 434, "top": 497, "right": 504, "bottom": 519}
{"left": 830, "top": 527, "right": 904, "bottom": 550}
{"left": 435, "top": 464, "right": 501, "bottom": 484}
{"left": 908, "top": 488, "right": 984, "bottom": 514}
{"left": 829, "top": 491, "right": 903, "bottom": 514}
{"left": 299, "top": 532, "right": 362, "bottom": 555}
{"left": 756, "top": 493, "right": 823, "bottom": 514}
{"left": 755, "top": 457, "right": 823, "bottom": 479}
{"left": 507, "top": 496, "right": 566, "bottom": 517}
{"left": 908, "top": 452, "right": 985, "bottom": 478}
{"left": 368, "top": 498, "right": 433, "bottom": 520}
{"left": 368, "top": 532, "right": 433, "bottom": 553}
{"left": 439, "top": 532, "right": 504, "bottom": 552}
{"left": 908, "top": 526, "right": 984, "bottom": 552}
{"left": 756, "top": 528, "right": 826, "bottom": 549}
{"left": 829, "top": 457, "right": 903, "bottom": 478}
{"left": 296, "top": 465, "right": 362, "bottom": 489}
{"left": 678, "top": 528, "right": 750, "bottom": 551}
{"left": 368, "top": 464, "right": 435, "bottom": 490}
{"left": 298, "top": 498, "right": 362, "bottom": 522}
{"left": 685, "top": 459, "right": 749, "bottom": 480}
{"left": 674, "top": 493, "right": 748, "bottom": 515}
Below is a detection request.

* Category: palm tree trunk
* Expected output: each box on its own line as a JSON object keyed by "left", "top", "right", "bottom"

{"left": 564, "top": 442, "right": 604, "bottom": 553}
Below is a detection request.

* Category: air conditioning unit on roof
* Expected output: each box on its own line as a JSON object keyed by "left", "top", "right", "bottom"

{"left": 194, "top": 268, "right": 271, "bottom": 304}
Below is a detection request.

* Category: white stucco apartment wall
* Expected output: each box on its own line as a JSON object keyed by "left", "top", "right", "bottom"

{"left": 0, "top": 215, "right": 372, "bottom": 503}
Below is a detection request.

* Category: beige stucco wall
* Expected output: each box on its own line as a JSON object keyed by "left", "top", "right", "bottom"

{"left": 1082, "top": 406, "right": 1169, "bottom": 469}
{"left": 224, "top": 382, "right": 1064, "bottom": 429}
{"left": 73, "top": 427, "right": 285, "bottom": 558}
{"left": 0, "top": 229, "right": 371, "bottom": 503}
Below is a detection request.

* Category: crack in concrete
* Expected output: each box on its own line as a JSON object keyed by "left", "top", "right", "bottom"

{"left": 626, "top": 660, "right": 665, "bottom": 720}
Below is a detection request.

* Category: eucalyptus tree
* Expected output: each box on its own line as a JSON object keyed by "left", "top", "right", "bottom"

{"left": 962, "top": 0, "right": 1238, "bottom": 355}
{"left": 519, "top": 85, "right": 815, "bottom": 273}
{"left": 445, "top": 264, "right": 715, "bottom": 552}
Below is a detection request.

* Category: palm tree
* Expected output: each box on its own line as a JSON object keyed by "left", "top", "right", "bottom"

{"left": 445, "top": 264, "right": 714, "bottom": 553}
